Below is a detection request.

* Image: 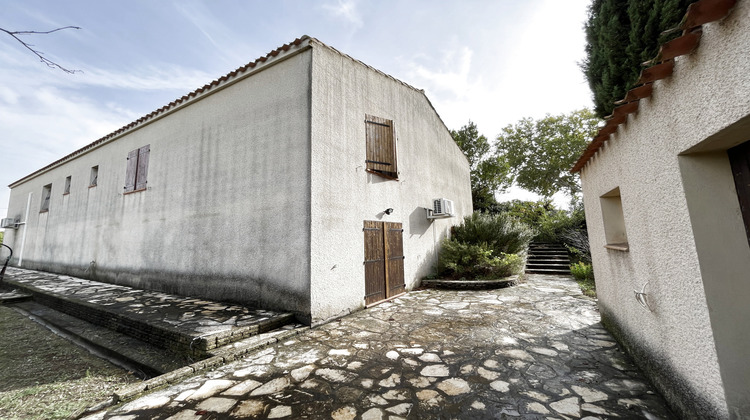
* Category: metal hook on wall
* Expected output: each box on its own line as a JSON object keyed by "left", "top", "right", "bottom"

{"left": 634, "top": 281, "right": 653, "bottom": 312}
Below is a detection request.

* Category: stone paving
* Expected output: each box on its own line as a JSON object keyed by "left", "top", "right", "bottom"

{"left": 85, "top": 274, "right": 674, "bottom": 419}
{"left": 3, "top": 267, "right": 294, "bottom": 355}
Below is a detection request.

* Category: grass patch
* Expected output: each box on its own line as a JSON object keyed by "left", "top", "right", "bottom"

{"left": 0, "top": 306, "right": 139, "bottom": 420}
{"left": 570, "top": 262, "right": 596, "bottom": 298}
{"left": 575, "top": 276, "right": 597, "bottom": 298}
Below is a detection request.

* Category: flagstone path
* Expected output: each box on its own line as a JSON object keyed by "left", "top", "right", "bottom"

{"left": 85, "top": 274, "right": 674, "bottom": 419}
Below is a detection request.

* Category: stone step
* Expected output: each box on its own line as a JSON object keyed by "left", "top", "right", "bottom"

{"left": 525, "top": 267, "right": 572, "bottom": 275}
{"left": 528, "top": 245, "right": 567, "bottom": 251}
{"left": 528, "top": 255, "right": 570, "bottom": 261}
{"left": 526, "top": 263, "right": 571, "bottom": 270}
{"left": 3, "top": 268, "right": 296, "bottom": 359}
{"left": 12, "top": 300, "right": 188, "bottom": 377}
{"left": 0, "top": 289, "right": 33, "bottom": 303}
{"left": 528, "top": 249, "right": 568, "bottom": 255}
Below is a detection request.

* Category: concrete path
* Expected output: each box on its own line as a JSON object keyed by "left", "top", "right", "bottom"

{"left": 85, "top": 274, "right": 674, "bottom": 419}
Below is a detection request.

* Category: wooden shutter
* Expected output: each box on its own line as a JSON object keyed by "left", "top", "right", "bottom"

{"left": 364, "top": 221, "right": 387, "bottom": 305}
{"left": 729, "top": 141, "right": 750, "bottom": 247}
{"left": 365, "top": 115, "right": 398, "bottom": 179}
{"left": 124, "top": 149, "right": 138, "bottom": 192}
{"left": 135, "top": 145, "right": 150, "bottom": 191}
{"left": 385, "top": 222, "right": 405, "bottom": 296}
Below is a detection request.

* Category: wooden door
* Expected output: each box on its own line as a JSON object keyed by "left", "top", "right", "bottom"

{"left": 729, "top": 140, "right": 750, "bottom": 247}
{"left": 363, "top": 221, "right": 405, "bottom": 305}
{"left": 385, "top": 222, "right": 406, "bottom": 297}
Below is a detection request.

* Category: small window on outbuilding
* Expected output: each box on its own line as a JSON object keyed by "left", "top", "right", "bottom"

{"left": 90, "top": 166, "right": 99, "bottom": 187}
{"left": 124, "top": 145, "right": 150, "bottom": 193}
{"left": 63, "top": 176, "right": 71, "bottom": 195}
{"left": 365, "top": 115, "right": 398, "bottom": 179}
{"left": 40, "top": 184, "right": 52, "bottom": 212}
{"left": 600, "top": 187, "right": 629, "bottom": 251}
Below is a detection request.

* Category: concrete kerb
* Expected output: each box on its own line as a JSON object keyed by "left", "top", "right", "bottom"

{"left": 421, "top": 275, "right": 520, "bottom": 290}
{"left": 78, "top": 325, "right": 308, "bottom": 417}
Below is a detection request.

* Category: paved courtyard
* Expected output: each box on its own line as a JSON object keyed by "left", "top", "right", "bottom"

{"left": 86, "top": 274, "right": 673, "bottom": 419}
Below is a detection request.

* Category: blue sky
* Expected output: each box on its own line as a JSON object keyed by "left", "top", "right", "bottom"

{"left": 0, "top": 0, "right": 593, "bottom": 213}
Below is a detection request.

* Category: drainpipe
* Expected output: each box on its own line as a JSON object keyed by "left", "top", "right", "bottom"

{"left": 17, "top": 192, "right": 32, "bottom": 266}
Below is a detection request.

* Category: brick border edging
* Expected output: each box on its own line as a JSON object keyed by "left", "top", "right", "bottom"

{"left": 76, "top": 326, "right": 309, "bottom": 418}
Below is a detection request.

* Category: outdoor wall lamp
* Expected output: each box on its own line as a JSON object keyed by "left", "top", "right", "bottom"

{"left": 384, "top": 208, "right": 394, "bottom": 215}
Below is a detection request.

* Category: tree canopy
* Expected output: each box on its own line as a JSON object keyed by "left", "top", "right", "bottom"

{"left": 495, "top": 109, "right": 600, "bottom": 198}
{"left": 451, "top": 121, "right": 511, "bottom": 211}
{"left": 582, "top": 0, "right": 692, "bottom": 118}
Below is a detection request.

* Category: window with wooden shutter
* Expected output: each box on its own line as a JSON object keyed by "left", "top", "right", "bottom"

{"left": 124, "top": 144, "right": 150, "bottom": 193}
{"left": 90, "top": 166, "right": 98, "bottom": 187}
{"left": 365, "top": 114, "right": 398, "bottom": 179}
{"left": 40, "top": 184, "right": 52, "bottom": 212}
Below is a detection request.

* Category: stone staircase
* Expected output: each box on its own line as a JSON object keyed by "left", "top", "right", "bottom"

{"left": 526, "top": 243, "right": 571, "bottom": 275}
{"left": 1, "top": 267, "right": 304, "bottom": 377}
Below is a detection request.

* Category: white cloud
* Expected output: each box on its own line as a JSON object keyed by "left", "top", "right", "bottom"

{"left": 73, "top": 65, "right": 215, "bottom": 91}
{"left": 322, "top": 0, "right": 363, "bottom": 28}
{"left": 408, "top": 47, "right": 475, "bottom": 98}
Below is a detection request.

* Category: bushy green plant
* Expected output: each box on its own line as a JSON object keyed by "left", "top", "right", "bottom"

{"left": 570, "top": 262, "right": 594, "bottom": 281}
{"left": 438, "top": 239, "right": 523, "bottom": 279}
{"left": 570, "top": 262, "right": 596, "bottom": 297}
{"left": 489, "top": 199, "right": 586, "bottom": 243}
{"left": 451, "top": 212, "right": 535, "bottom": 255}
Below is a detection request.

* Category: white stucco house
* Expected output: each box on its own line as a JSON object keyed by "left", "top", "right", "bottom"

{"left": 572, "top": 1, "right": 749, "bottom": 418}
{"left": 1, "top": 36, "right": 472, "bottom": 325}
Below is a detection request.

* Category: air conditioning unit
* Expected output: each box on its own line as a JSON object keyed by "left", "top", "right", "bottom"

{"left": 432, "top": 198, "right": 454, "bottom": 217}
{"left": 1, "top": 218, "right": 17, "bottom": 229}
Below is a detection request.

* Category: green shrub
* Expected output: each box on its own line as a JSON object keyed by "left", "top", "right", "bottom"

{"left": 491, "top": 199, "right": 586, "bottom": 244}
{"left": 570, "top": 262, "right": 594, "bottom": 280}
{"left": 438, "top": 239, "right": 523, "bottom": 279}
{"left": 451, "top": 212, "right": 535, "bottom": 255}
{"left": 570, "top": 262, "right": 596, "bottom": 297}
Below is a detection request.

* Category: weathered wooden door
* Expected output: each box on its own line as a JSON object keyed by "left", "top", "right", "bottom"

{"left": 363, "top": 221, "right": 405, "bottom": 305}
{"left": 729, "top": 140, "right": 750, "bottom": 246}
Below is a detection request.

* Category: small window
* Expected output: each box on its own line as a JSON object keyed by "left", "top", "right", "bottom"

{"left": 40, "top": 184, "right": 52, "bottom": 212}
{"left": 124, "top": 145, "right": 150, "bottom": 193}
{"left": 90, "top": 166, "right": 99, "bottom": 187}
{"left": 63, "top": 176, "right": 71, "bottom": 195}
{"left": 600, "top": 187, "right": 629, "bottom": 251}
{"left": 365, "top": 115, "right": 398, "bottom": 179}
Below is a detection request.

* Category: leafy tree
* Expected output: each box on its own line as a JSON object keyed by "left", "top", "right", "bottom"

{"left": 582, "top": 0, "right": 692, "bottom": 118}
{"left": 495, "top": 109, "right": 600, "bottom": 198}
{"left": 451, "top": 121, "right": 511, "bottom": 211}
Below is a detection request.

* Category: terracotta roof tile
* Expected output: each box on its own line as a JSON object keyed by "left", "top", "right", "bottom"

{"left": 10, "top": 35, "right": 446, "bottom": 187}
{"left": 9, "top": 36, "right": 311, "bottom": 187}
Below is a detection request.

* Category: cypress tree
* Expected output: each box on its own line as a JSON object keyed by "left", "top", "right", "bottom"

{"left": 583, "top": 0, "right": 692, "bottom": 118}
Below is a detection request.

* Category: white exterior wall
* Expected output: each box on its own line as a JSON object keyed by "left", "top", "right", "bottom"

{"left": 4, "top": 49, "right": 313, "bottom": 317}
{"left": 308, "top": 43, "right": 472, "bottom": 322}
{"left": 580, "top": 4, "right": 750, "bottom": 418}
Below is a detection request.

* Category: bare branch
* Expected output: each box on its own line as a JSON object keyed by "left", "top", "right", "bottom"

{"left": 0, "top": 26, "right": 82, "bottom": 74}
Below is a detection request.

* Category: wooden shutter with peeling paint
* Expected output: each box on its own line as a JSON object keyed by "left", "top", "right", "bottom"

{"left": 124, "top": 149, "right": 138, "bottom": 192}
{"left": 135, "top": 145, "right": 150, "bottom": 191}
{"left": 365, "top": 115, "right": 398, "bottom": 179}
{"left": 124, "top": 144, "right": 150, "bottom": 193}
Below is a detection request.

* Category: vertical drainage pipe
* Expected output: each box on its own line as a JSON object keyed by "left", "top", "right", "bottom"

{"left": 18, "top": 192, "right": 32, "bottom": 266}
